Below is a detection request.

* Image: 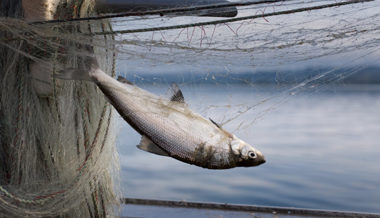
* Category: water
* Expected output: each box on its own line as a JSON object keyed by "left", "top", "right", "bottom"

{"left": 116, "top": 84, "right": 380, "bottom": 213}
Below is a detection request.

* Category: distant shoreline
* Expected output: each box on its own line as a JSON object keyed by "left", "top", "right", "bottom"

{"left": 122, "top": 66, "right": 380, "bottom": 85}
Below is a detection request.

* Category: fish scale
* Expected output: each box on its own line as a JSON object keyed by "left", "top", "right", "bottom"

{"left": 105, "top": 83, "right": 227, "bottom": 162}
{"left": 54, "top": 60, "right": 265, "bottom": 169}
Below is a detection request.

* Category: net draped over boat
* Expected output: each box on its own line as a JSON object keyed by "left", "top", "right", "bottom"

{"left": 0, "top": 0, "right": 379, "bottom": 217}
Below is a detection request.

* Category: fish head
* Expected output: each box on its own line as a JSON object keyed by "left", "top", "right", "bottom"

{"left": 230, "top": 135, "right": 266, "bottom": 167}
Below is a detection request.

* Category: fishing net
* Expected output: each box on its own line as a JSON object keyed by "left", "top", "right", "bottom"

{"left": 0, "top": 0, "right": 120, "bottom": 217}
{"left": 0, "top": 0, "right": 379, "bottom": 217}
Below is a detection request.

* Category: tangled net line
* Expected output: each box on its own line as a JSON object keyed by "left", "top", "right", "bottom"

{"left": 0, "top": 0, "right": 379, "bottom": 216}
{"left": 0, "top": 0, "right": 119, "bottom": 217}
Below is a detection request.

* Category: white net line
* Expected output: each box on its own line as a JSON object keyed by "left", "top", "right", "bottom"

{"left": 0, "top": 0, "right": 379, "bottom": 216}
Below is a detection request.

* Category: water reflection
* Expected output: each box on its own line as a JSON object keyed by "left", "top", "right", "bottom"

{"left": 117, "top": 85, "right": 380, "bottom": 213}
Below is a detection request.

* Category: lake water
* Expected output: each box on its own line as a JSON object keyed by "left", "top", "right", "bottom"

{"left": 116, "top": 84, "right": 380, "bottom": 213}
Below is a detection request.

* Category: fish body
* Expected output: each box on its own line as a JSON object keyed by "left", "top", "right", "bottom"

{"left": 56, "top": 59, "right": 265, "bottom": 169}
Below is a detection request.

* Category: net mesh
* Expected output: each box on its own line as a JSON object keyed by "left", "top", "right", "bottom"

{"left": 0, "top": 0, "right": 120, "bottom": 217}
{"left": 0, "top": 0, "right": 379, "bottom": 216}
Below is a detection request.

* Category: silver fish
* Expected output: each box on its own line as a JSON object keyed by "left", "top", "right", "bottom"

{"left": 55, "top": 58, "right": 265, "bottom": 169}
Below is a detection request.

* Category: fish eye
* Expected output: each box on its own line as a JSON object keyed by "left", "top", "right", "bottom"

{"left": 248, "top": 151, "right": 257, "bottom": 159}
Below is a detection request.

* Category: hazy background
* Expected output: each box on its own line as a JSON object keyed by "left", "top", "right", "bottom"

{"left": 113, "top": 0, "right": 380, "bottom": 213}
{"left": 116, "top": 82, "right": 380, "bottom": 213}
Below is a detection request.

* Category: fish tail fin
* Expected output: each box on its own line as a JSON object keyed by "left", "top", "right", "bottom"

{"left": 54, "top": 57, "right": 99, "bottom": 81}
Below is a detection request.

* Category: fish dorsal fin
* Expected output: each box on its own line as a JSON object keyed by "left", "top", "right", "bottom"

{"left": 169, "top": 83, "right": 185, "bottom": 103}
{"left": 209, "top": 118, "right": 222, "bottom": 129}
{"left": 137, "top": 135, "right": 169, "bottom": 156}
{"left": 117, "top": 76, "right": 134, "bottom": 85}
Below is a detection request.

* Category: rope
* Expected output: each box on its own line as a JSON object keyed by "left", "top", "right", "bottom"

{"left": 89, "top": 0, "right": 374, "bottom": 35}
{"left": 0, "top": 185, "right": 48, "bottom": 205}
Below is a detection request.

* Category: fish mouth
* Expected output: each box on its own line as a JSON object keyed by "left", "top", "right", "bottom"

{"left": 255, "top": 151, "right": 266, "bottom": 165}
{"left": 237, "top": 154, "right": 266, "bottom": 167}
{"left": 255, "top": 155, "right": 266, "bottom": 166}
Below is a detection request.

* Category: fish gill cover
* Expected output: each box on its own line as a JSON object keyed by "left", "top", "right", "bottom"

{"left": 0, "top": 0, "right": 379, "bottom": 216}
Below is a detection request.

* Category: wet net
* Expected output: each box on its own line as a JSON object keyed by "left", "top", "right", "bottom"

{"left": 0, "top": 0, "right": 379, "bottom": 217}
{"left": 0, "top": 0, "right": 120, "bottom": 217}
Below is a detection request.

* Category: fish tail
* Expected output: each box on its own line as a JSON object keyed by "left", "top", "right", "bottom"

{"left": 54, "top": 57, "right": 99, "bottom": 81}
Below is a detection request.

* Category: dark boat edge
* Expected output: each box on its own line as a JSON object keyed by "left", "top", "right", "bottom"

{"left": 122, "top": 198, "right": 380, "bottom": 218}
{"left": 96, "top": 0, "right": 238, "bottom": 17}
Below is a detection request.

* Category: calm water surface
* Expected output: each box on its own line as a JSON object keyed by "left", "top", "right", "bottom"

{"left": 116, "top": 84, "right": 380, "bottom": 213}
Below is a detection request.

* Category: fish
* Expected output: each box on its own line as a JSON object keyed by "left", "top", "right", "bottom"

{"left": 54, "top": 57, "right": 265, "bottom": 169}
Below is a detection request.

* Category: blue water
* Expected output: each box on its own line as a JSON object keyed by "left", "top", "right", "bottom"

{"left": 116, "top": 84, "right": 380, "bottom": 213}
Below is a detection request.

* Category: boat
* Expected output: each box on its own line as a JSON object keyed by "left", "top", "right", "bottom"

{"left": 122, "top": 198, "right": 380, "bottom": 218}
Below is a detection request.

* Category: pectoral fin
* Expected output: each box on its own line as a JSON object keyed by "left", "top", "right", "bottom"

{"left": 209, "top": 118, "right": 233, "bottom": 138}
{"left": 209, "top": 118, "right": 222, "bottom": 129}
{"left": 137, "top": 135, "right": 169, "bottom": 156}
